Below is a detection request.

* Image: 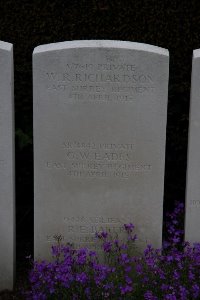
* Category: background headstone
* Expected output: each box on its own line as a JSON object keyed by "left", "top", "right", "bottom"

{"left": 185, "top": 50, "right": 200, "bottom": 244}
{"left": 0, "top": 41, "right": 15, "bottom": 290}
{"left": 34, "top": 40, "right": 169, "bottom": 259}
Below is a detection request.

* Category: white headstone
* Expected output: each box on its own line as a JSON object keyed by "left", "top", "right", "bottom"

{"left": 185, "top": 50, "right": 200, "bottom": 243}
{"left": 0, "top": 41, "right": 15, "bottom": 290}
{"left": 33, "top": 40, "right": 169, "bottom": 259}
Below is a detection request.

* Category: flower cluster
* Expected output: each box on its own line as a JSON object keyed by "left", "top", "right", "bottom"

{"left": 24, "top": 202, "right": 200, "bottom": 299}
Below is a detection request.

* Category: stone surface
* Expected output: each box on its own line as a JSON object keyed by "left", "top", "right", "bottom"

{"left": 33, "top": 40, "right": 169, "bottom": 259}
{"left": 0, "top": 41, "right": 15, "bottom": 290}
{"left": 185, "top": 50, "right": 200, "bottom": 244}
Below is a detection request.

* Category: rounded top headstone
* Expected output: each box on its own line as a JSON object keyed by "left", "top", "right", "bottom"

{"left": 0, "top": 41, "right": 13, "bottom": 52}
{"left": 33, "top": 40, "right": 169, "bottom": 56}
{"left": 193, "top": 49, "right": 200, "bottom": 59}
{"left": 33, "top": 39, "right": 169, "bottom": 259}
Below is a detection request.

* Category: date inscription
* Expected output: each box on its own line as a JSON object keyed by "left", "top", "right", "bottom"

{"left": 45, "top": 140, "right": 152, "bottom": 179}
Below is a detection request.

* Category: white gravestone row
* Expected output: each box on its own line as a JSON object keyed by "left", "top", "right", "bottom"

{"left": 4, "top": 39, "right": 200, "bottom": 290}
{"left": 0, "top": 41, "right": 15, "bottom": 290}
{"left": 33, "top": 40, "right": 169, "bottom": 259}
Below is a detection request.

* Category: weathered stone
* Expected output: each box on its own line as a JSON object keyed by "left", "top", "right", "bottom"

{"left": 0, "top": 41, "right": 15, "bottom": 290}
{"left": 185, "top": 50, "right": 200, "bottom": 244}
{"left": 33, "top": 40, "right": 169, "bottom": 259}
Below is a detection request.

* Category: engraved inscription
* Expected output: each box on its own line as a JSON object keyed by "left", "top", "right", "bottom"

{"left": 64, "top": 215, "right": 129, "bottom": 223}
{"left": 44, "top": 62, "right": 156, "bottom": 103}
{"left": 45, "top": 140, "right": 152, "bottom": 179}
{"left": 190, "top": 200, "right": 200, "bottom": 207}
{"left": 46, "top": 214, "right": 133, "bottom": 251}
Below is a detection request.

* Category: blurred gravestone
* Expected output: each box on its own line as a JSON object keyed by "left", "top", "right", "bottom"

{"left": 185, "top": 50, "right": 200, "bottom": 243}
{"left": 0, "top": 41, "right": 15, "bottom": 290}
{"left": 33, "top": 40, "right": 169, "bottom": 259}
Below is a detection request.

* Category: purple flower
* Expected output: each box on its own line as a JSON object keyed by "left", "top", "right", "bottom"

{"left": 161, "top": 284, "right": 169, "bottom": 291}
{"left": 96, "top": 231, "right": 108, "bottom": 239}
{"left": 76, "top": 248, "right": 87, "bottom": 265}
{"left": 172, "top": 236, "right": 180, "bottom": 243}
{"left": 120, "top": 284, "right": 133, "bottom": 295}
{"left": 125, "top": 265, "right": 132, "bottom": 273}
{"left": 188, "top": 270, "right": 195, "bottom": 280}
{"left": 128, "top": 233, "right": 137, "bottom": 242}
{"left": 120, "top": 253, "right": 130, "bottom": 264}
{"left": 76, "top": 272, "right": 88, "bottom": 285}
{"left": 135, "top": 263, "right": 143, "bottom": 275}
{"left": 192, "top": 284, "right": 200, "bottom": 298}
{"left": 25, "top": 201, "right": 200, "bottom": 300}
{"left": 120, "top": 243, "right": 128, "bottom": 250}
{"left": 164, "top": 294, "right": 177, "bottom": 300}
{"left": 144, "top": 290, "right": 158, "bottom": 300}
{"left": 173, "top": 270, "right": 180, "bottom": 280}
{"left": 179, "top": 285, "right": 188, "bottom": 300}
{"left": 166, "top": 255, "right": 174, "bottom": 262}
{"left": 103, "top": 241, "right": 112, "bottom": 253}
{"left": 125, "top": 275, "right": 132, "bottom": 285}
{"left": 146, "top": 257, "right": 155, "bottom": 268}
{"left": 85, "top": 287, "right": 91, "bottom": 298}
{"left": 89, "top": 250, "right": 97, "bottom": 257}
{"left": 124, "top": 223, "right": 134, "bottom": 233}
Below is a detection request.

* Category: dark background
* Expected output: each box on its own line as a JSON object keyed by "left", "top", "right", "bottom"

{"left": 0, "top": 0, "right": 199, "bottom": 265}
